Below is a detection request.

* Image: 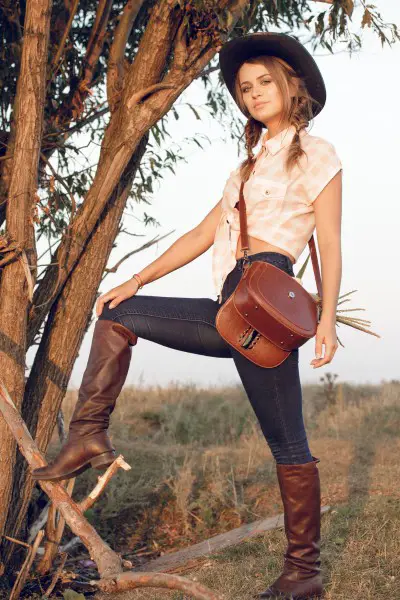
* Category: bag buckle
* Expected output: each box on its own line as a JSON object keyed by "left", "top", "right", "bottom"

{"left": 242, "top": 249, "right": 251, "bottom": 270}
{"left": 239, "top": 326, "right": 260, "bottom": 349}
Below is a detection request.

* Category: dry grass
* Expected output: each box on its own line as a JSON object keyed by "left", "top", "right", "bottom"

{"left": 52, "top": 378, "right": 400, "bottom": 599}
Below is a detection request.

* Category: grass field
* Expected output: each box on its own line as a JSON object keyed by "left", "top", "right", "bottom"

{"left": 52, "top": 376, "right": 400, "bottom": 599}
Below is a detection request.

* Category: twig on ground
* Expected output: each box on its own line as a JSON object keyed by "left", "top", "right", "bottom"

{"left": 44, "top": 552, "right": 68, "bottom": 597}
{"left": 3, "top": 536, "right": 30, "bottom": 549}
{"left": 37, "top": 477, "right": 76, "bottom": 575}
{"left": 9, "top": 530, "right": 45, "bottom": 600}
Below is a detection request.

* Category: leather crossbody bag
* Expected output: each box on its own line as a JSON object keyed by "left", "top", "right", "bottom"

{"left": 215, "top": 180, "right": 323, "bottom": 368}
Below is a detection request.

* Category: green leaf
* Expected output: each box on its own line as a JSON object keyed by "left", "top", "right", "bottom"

{"left": 187, "top": 103, "right": 201, "bottom": 121}
{"left": 192, "top": 138, "right": 203, "bottom": 149}
{"left": 325, "top": 41, "right": 333, "bottom": 54}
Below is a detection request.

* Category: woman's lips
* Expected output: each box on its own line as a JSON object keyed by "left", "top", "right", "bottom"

{"left": 254, "top": 102, "right": 268, "bottom": 110}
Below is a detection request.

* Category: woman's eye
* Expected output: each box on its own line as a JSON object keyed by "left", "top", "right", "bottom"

{"left": 242, "top": 80, "right": 271, "bottom": 93}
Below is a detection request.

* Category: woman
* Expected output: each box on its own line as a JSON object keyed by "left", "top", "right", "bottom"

{"left": 32, "top": 32, "right": 342, "bottom": 600}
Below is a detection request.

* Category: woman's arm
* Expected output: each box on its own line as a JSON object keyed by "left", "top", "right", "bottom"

{"left": 136, "top": 198, "right": 223, "bottom": 285}
{"left": 96, "top": 198, "right": 223, "bottom": 316}
{"left": 314, "top": 170, "right": 342, "bottom": 322}
{"left": 310, "top": 169, "right": 342, "bottom": 368}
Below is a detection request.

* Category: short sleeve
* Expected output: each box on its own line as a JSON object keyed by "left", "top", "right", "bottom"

{"left": 302, "top": 138, "right": 342, "bottom": 206}
{"left": 221, "top": 166, "right": 240, "bottom": 209}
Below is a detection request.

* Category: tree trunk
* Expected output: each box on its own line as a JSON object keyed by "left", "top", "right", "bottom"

{"left": 0, "top": 0, "right": 53, "bottom": 539}
{"left": 2, "top": 135, "right": 149, "bottom": 569}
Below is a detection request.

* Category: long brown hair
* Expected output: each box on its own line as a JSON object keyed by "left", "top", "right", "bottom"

{"left": 233, "top": 55, "right": 320, "bottom": 182}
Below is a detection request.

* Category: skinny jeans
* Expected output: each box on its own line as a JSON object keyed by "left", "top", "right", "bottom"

{"left": 98, "top": 251, "right": 313, "bottom": 465}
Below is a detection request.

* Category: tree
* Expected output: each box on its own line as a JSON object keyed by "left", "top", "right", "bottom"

{"left": 0, "top": 0, "right": 398, "bottom": 580}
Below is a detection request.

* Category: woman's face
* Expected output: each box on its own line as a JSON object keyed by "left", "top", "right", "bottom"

{"left": 238, "top": 62, "right": 284, "bottom": 126}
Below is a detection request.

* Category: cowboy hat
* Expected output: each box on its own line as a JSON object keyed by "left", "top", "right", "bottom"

{"left": 218, "top": 32, "right": 326, "bottom": 118}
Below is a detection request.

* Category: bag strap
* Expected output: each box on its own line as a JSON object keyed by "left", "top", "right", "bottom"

{"left": 238, "top": 181, "right": 323, "bottom": 301}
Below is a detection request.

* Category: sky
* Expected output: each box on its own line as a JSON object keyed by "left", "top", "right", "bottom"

{"left": 48, "top": 1, "right": 400, "bottom": 390}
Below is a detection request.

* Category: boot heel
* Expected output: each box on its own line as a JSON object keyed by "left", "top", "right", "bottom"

{"left": 91, "top": 451, "right": 116, "bottom": 469}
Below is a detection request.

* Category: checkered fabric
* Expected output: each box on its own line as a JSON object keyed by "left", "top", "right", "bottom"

{"left": 212, "top": 124, "right": 342, "bottom": 303}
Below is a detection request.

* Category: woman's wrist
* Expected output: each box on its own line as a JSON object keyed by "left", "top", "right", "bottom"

{"left": 132, "top": 273, "right": 144, "bottom": 288}
{"left": 319, "top": 311, "right": 336, "bottom": 326}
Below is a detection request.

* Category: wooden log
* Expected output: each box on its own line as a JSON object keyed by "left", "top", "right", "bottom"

{"left": 95, "top": 571, "right": 224, "bottom": 599}
{"left": 133, "top": 506, "right": 331, "bottom": 573}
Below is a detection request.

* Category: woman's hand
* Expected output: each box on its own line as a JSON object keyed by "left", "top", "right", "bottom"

{"left": 96, "top": 278, "right": 140, "bottom": 317}
{"left": 310, "top": 317, "right": 338, "bottom": 369}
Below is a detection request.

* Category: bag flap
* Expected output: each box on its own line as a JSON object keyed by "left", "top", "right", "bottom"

{"left": 234, "top": 261, "right": 318, "bottom": 349}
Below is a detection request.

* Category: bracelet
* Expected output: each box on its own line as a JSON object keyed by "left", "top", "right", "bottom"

{"left": 132, "top": 273, "right": 144, "bottom": 289}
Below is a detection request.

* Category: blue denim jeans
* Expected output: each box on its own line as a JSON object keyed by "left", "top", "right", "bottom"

{"left": 98, "top": 251, "right": 313, "bottom": 464}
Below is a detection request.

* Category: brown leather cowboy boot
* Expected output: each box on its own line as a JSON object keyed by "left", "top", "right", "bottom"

{"left": 31, "top": 319, "right": 138, "bottom": 482}
{"left": 255, "top": 457, "right": 323, "bottom": 600}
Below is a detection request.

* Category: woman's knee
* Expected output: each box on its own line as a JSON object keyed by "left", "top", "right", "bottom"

{"left": 97, "top": 300, "right": 119, "bottom": 322}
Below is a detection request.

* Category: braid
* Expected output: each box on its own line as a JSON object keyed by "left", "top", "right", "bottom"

{"left": 286, "top": 96, "right": 311, "bottom": 173}
{"left": 240, "top": 117, "right": 263, "bottom": 182}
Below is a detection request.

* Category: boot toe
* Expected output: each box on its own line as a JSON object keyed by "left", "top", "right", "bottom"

{"left": 31, "top": 462, "right": 90, "bottom": 482}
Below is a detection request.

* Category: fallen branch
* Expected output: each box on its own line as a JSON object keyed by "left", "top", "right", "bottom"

{"left": 44, "top": 551, "right": 68, "bottom": 598}
{"left": 37, "top": 478, "right": 76, "bottom": 575}
{"left": 3, "top": 536, "right": 30, "bottom": 549}
{"left": 133, "top": 506, "right": 332, "bottom": 574}
{"left": 9, "top": 530, "right": 45, "bottom": 600}
{"left": 0, "top": 380, "right": 224, "bottom": 599}
{"left": 95, "top": 571, "right": 224, "bottom": 599}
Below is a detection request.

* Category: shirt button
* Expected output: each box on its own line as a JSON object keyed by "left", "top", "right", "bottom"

{"left": 265, "top": 190, "right": 269, "bottom": 194}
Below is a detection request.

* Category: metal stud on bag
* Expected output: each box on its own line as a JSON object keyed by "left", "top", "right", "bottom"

{"left": 288, "top": 291, "right": 296, "bottom": 298}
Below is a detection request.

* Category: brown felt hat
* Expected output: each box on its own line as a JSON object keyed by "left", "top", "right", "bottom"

{"left": 218, "top": 32, "right": 326, "bottom": 118}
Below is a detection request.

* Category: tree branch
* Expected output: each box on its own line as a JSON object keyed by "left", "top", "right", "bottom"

{"left": 105, "top": 230, "right": 175, "bottom": 275}
{"left": 0, "top": 380, "right": 223, "bottom": 599}
{"left": 49, "top": 0, "right": 79, "bottom": 75}
{"left": 79, "top": 455, "right": 131, "bottom": 513}
{"left": 107, "top": 0, "right": 146, "bottom": 112}
{"left": 62, "top": 0, "right": 114, "bottom": 125}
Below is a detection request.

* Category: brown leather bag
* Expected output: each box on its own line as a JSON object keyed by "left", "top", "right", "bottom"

{"left": 215, "top": 180, "right": 323, "bottom": 368}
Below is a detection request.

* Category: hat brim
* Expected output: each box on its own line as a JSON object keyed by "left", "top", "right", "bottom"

{"left": 218, "top": 32, "right": 326, "bottom": 119}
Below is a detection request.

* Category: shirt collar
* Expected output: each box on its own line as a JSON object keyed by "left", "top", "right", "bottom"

{"left": 261, "top": 124, "right": 298, "bottom": 156}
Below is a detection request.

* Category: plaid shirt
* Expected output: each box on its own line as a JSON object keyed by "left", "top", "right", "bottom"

{"left": 212, "top": 124, "right": 342, "bottom": 303}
